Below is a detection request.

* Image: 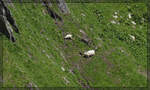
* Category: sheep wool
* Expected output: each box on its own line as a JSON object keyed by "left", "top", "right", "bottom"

{"left": 114, "top": 11, "right": 118, "bottom": 15}
{"left": 129, "top": 35, "right": 135, "bottom": 41}
{"left": 81, "top": 13, "right": 86, "bottom": 17}
{"left": 131, "top": 21, "right": 136, "bottom": 25}
{"left": 113, "top": 15, "right": 118, "bottom": 19}
{"left": 128, "top": 13, "right": 132, "bottom": 19}
{"left": 111, "top": 20, "right": 116, "bottom": 24}
{"left": 64, "top": 34, "right": 72, "bottom": 39}
{"left": 61, "top": 67, "right": 65, "bottom": 71}
{"left": 84, "top": 50, "right": 95, "bottom": 57}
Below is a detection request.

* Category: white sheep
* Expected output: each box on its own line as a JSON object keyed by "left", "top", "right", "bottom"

{"left": 61, "top": 67, "right": 65, "bottom": 71}
{"left": 111, "top": 20, "right": 117, "bottom": 24}
{"left": 114, "top": 11, "right": 118, "bottom": 15}
{"left": 128, "top": 13, "right": 132, "bottom": 19}
{"left": 83, "top": 50, "right": 95, "bottom": 57}
{"left": 129, "top": 35, "right": 135, "bottom": 41}
{"left": 113, "top": 15, "right": 118, "bottom": 19}
{"left": 81, "top": 13, "right": 86, "bottom": 17}
{"left": 64, "top": 34, "right": 72, "bottom": 39}
{"left": 131, "top": 21, "right": 136, "bottom": 25}
{"left": 63, "top": 77, "right": 70, "bottom": 84}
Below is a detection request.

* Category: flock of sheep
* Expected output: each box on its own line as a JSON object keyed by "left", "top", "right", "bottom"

{"left": 64, "top": 33, "right": 96, "bottom": 58}
{"left": 1, "top": 0, "right": 138, "bottom": 58}
{"left": 63, "top": 9, "right": 138, "bottom": 58}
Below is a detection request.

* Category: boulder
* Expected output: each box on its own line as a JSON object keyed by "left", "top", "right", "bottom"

{"left": 56, "top": 0, "right": 70, "bottom": 14}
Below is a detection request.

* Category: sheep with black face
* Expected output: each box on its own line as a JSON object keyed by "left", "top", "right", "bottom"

{"left": 64, "top": 34, "right": 72, "bottom": 40}
{"left": 80, "top": 50, "right": 95, "bottom": 58}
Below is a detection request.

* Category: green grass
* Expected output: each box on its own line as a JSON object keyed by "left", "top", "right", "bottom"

{"left": 2, "top": 3, "right": 147, "bottom": 87}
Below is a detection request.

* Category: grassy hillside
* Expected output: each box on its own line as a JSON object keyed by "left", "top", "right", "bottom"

{"left": 2, "top": 3, "right": 147, "bottom": 87}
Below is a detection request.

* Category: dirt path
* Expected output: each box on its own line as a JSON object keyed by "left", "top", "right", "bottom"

{"left": 55, "top": 14, "right": 95, "bottom": 88}
{"left": 42, "top": 2, "right": 98, "bottom": 87}
{"left": 101, "top": 48, "right": 116, "bottom": 71}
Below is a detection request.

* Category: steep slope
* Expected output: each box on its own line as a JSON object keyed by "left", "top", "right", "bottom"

{"left": 2, "top": 3, "right": 147, "bottom": 87}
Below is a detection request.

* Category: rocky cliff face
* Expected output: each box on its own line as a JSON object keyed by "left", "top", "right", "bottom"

{"left": 56, "top": 0, "right": 70, "bottom": 14}
{"left": 0, "top": 0, "right": 19, "bottom": 42}
{"left": 0, "top": 0, "right": 70, "bottom": 42}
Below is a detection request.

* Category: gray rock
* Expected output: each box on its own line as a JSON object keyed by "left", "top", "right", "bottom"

{"left": 42, "top": 0, "right": 63, "bottom": 21}
{"left": 0, "top": 15, "right": 15, "bottom": 42}
{"left": 0, "top": 0, "right": 19, "bottom": 42}
{"left": 79, "top": 29, "right": 92, "bottom": 45}
{"left": 56, "top": 0, "right": 70, "bottom": 14}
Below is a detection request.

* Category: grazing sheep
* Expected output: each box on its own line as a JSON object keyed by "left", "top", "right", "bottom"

{"left": 113, "top": 15, "right": 118, "bottom": 19}
{"left": 81, "top": 13, "right": 86, "bottom": 17}
{"left": 129, "top": 34, "right": 135, "bottom": 41}
{"left": 114, "top": 11, "right": 118, "bottom": 15}
{"left": 61, "top": 67, "right": 65, "bottom": 71}
{"left": 131, "top": 21, "right": 136, "bottom": 25}
{"left": 128, "top": 13, "right": 132, "bottom": 19}
{"left": 80, "top": 50, "right": 95, "bottom": 58}
{"left": 111, "top": 20, "right": 116, "bottom": 24}
{"left": 84, "top": 50, "right": 95, "bottom": 56}
{"left": 64, "top": 34, "right": 72, "bottom": 40}
{"left": 63, "top": 77, "right": 70, "bottom": 84}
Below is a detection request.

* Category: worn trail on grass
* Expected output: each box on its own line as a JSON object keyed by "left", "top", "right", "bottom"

{"left": 53, "top": 12, "right": 96, "bottom": 88}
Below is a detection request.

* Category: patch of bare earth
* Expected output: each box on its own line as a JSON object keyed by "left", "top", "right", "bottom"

{"left": 55, "top": 14, "right": 98, "bottom": 88}
{"left": 100, "top": 48, "right": 123, "bottom": 85}
{"left": 101, "top": 49, "right": 115, "bottom": 71}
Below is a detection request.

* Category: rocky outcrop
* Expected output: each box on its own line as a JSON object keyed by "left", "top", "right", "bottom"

{"left": 41, "top": 0, "right": 63, "bottom": 22}
{"left": 56, "top": 0, "right": 70, "bottom": 14}
{"left": 0, "top": 0, "right": 19, "bottom": 42}
{"left": 79, "top": 29, "right": 92, "bottom": 46}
